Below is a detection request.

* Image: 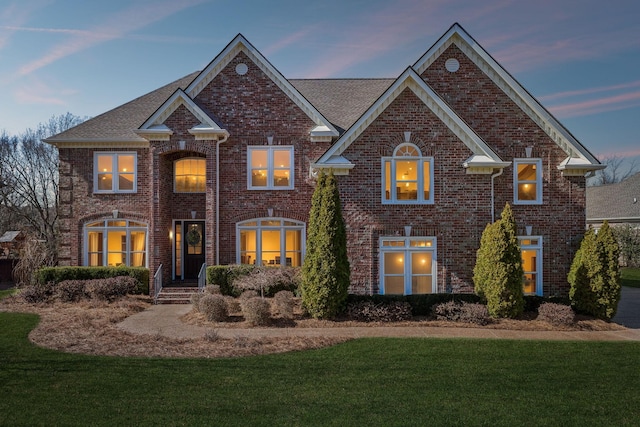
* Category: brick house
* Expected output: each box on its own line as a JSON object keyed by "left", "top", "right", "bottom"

{"left": 46, "top": 23, "right": 603, "bottom": 298}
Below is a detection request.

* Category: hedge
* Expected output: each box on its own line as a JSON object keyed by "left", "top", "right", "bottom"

{"left": 206, "top": 264, "right": 257, "bottom": 296}
{"left": 34, "top": 266, "right": 149, "bottom": 295}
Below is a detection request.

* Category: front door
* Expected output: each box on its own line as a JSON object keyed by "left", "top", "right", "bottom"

{"left": 175, "top": 221, "right": 205, "bottom": 280}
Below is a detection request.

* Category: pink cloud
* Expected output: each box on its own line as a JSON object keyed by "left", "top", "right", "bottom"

{"left": 263, "top": 28, "right": 318, "bottom": 56}
{"left": 547, "top": 91, "right": 640, "bottom": 118}
{"left": 14, "top": 78, "right": 76, "bottom": 106}
{"left": 0, "top": 0, "right": 51, "bottom": 49}
{"left": 17, "top": 0, "right": 207, "bottom": 76}
{"left": 539, "top": 80, "right": 640, "bottom": 103}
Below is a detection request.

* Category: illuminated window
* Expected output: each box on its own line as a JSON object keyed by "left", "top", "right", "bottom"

{"left": 514, "top": 159, "right": 542, "bottom": 204}
{"left": 380, "top": 237, "right": 436, "bottom": 294}
{"left": 382, "top": 143, "right": 433, "bottom": 204}
{"left": 248, "top": 146, "right": 294, "bottom": 190}
{"left": 519, "top": 236, "right": 542, "bottom": 295}
{"left": 174, "top": 157, "right": 206, "bottom": 193}
{"left": 85, "top": 219, "right": 147, "bottom": 267}
{"left": 237, "top": 218, "right": 304, "bottom": 266}
{"left": 94, "top": 152, "right": 136, "bottom": 193}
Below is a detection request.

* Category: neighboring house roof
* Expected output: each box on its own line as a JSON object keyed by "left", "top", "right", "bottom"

{"left": 413, "top": 23, "right": 603, "bottom": 176}
{"left": 587, "top": 173, "right": 640, "bottom": 224}
{"left": 0, "top": 231, "right": 23, "bottom": 243}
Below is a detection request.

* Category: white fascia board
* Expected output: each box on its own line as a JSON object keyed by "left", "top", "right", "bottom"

{"left": 463, "top": 154, "right": 511, "bottom": 169}
{"left": 557, "top": 156, "right": 606, "bottom": 176}
{"left": 185, "top": 34, "right": 338, "bottom": 136}
{"left": 317, "top": 67, "right": 504, "bottom": 165}
{"left": 46, "top": 139, "right": 150, "bottom": 148}
{"left": 413, "top": 23, "right": 601, "bottom": 167}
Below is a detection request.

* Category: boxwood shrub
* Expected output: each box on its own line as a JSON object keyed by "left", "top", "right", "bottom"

{"left": 34, "top": 266, "right": 149, "bottom": 295}
{"left": 206, "top": 264, "right": 256, "bottom": 297}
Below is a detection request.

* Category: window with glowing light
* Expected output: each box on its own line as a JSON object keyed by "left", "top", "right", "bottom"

{"left": 248, "top": 146, "right": 293, "bottom": 190}
{"left": 174, "top": 157, "right": 206, "bottom": 193}
{"left": 379, "top": 237, "right": 436, "bottom": 294}
{"left": 94, "top": 152, "right": 137, "bottom": 193}
{"left": 519, "top": 236, "right": 542, "bottom": 295}
{"left": 382, "top": 143, "right": 433, "bottom": 204}
{"left": 84, "top": 219, "right": 147, "bottom": 267}
{"left": 237, "top": 218, "right": 304, "bottom": 266}
{"left": 514, "top": 159, "right": 542, "bottom": 204}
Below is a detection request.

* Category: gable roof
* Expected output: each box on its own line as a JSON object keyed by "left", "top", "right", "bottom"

{"left": 314, "top": 67, "right": 510, "bottom": 174}
{"left": 45, "top": 72, "right": 199, "bottom": 147}
{"left": 587, "top": 173, "right": 640, "bottom": 223}
{"left": 413, "top": 23, "right": 603, "bottom": 176}
{"left": 185, "top": 34, "right": 339, "bottom": 141}
{"left": 136, "top": 89, "right": 229, "bottom": 141}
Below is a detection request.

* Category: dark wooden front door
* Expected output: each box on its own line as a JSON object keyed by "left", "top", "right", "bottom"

{"left": 183, "top": 221, "right": 205, "bottom": 280}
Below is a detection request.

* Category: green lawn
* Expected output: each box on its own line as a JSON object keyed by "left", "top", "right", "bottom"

{"left": 621, "top": 267, "right": 640, "bottom": 288}
{"left": 1, "top": 312, "right": 639, "bottom": 426}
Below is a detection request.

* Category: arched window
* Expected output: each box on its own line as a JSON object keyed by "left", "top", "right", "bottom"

{"left": 237, "top": 218, "right": 305, "bottom": 266}
{"left": 382, "top": 143, "right": 433, "bottom": 204}
{"left": 84, "top": 219, "right": 147, "bottom": 267}
{"left": 174, "top": 157, "right": 206, "bottom": 193}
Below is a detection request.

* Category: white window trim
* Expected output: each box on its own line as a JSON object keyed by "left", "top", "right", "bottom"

{"left": 518, "top": 236, "right": 543, "bottom": 296}
{"left": 381, "top": 144, "right": 434, "bottom": 205}
{"left": 83, "top": 219, "right": 148, "bottom": 267}
{"left": 174, "top": 157, "right": 206, "bottom": 194}
{"left": 379, "top": 236, "right": 437, "bottom": 295}
{"left": 236, "top": 217, "right": 305, "bottom": 265}
{"left": 93, "top": 152, "right": 137, "bottom": 194}
{"left": 247, "top": 146, "right": 294, "bottom": 190}
{"left": 513, "top": 158, "right": 542, "bottom": 205}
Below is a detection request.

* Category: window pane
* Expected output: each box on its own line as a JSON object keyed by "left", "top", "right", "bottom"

{"left": 423, "top": 160, "right": 430, "bottom": 199}
{"left": 523, "top": 274, "right": 536, "bottom": 294}
{"left": 88, "top": 231, "right": 103, "bottom": 266}
{"left": 273, "top": 149, "right": 290, "bottom": 167}
{"left": 273, "top": 169, "right": 290, "bottom": 187}
{"left": 97, "top": 155, "right": 112, "bottom": 173}
{"left": 252, "top": 170, "right": 267, "bottom": 187}
{"left": 107, "top": 231, "right": 126, "bottom": 266}
{"left": 175, "top": 158, "right": 205, "bottom": 193}
{"left": 411, "top": 252, "right": 432, "bottom": 275}
{"left": 384, "top": 252, "right": 404, "bottom": 275}
{"left": 118, "top": 154, "right": 134, "bottom": 173}
{"left": 98, "top": 173, "right": 113, "bottom": 190}
{"left": 517, "top": 163, "right": 537, "bottom": 181}
{"left": 131, "top": 231, "right": 146, "bottom": 267}
{"left": 261, "top": 229, "right": 280, "bottom": 265}
{"left": 251, "top": 150, "right": 268, "bottom": 168}
{"left": 240, "top": 230, "right": 257, "bottom": 265}
{"left": 119, "top": 173, "right": 134, "bottom": 190}
{"left": 175, "top": 224, "right": 182, "bottom": 276}
{"left": 385, "top": 276, "right": 404, "bottom": 295}
{"left": 518, "top": 183, "right": 537, "bottom": 200}
{"left": 384, "top": 161, "right": 391, "bottom": 200}
{"left": 412, "top": 276, "right": 432, "bottom": 294}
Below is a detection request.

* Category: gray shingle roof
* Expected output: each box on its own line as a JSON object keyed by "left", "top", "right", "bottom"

{"left": 586, "top": 173, "right": 640, "bottom": 222}
{"left": 45, "top": 74, "right": 394, "bottom": 143}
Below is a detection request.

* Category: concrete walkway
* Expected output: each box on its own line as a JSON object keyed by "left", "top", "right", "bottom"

{"left": 118, "top": 289, "right": 640, "bottom": 342}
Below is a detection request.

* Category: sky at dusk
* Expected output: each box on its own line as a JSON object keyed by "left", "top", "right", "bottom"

{"left": 1, "top": 0, "right": 639, "bottom": 166}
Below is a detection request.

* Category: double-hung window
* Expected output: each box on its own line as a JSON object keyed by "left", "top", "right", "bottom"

{"left": 380, "top": 237, "right": 436, "bottom": 295}
{"left": 94, "top": 152, "right": 137, "bottom": 193}
{"left": 382, "top": 143, "right": 433, "bottom": 204}
{"left": 248, "top": 146, "right": 294, "bottom": 190}
{"left": 514, "top": 159, "right": 542, "bottom": 204}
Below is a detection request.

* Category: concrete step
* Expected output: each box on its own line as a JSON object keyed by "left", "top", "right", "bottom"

{"left": 156, "top": 287, "right": 200, "bottom": 304}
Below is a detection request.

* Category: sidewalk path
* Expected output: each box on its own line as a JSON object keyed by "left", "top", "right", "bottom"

{"left": 118, "top": 302, "right": 640, "bottom": 342}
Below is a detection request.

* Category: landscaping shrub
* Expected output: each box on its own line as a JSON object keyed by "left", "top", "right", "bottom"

{"left": 347, "top": 293, "right": 482, "bottom": 317}
{"left": 473, "top": 203, "right": 524, "bottom": 318}
{"left": 241, "top": 297, "right": 271, "bottom": 326}
{"left": 569, "top": 222, "right": 621, "bottom": 320}
{"left": 301, "top": 170, "right": 350, "bottom": 319}
{"left": 56, "top": 280, "right": 88, "bottom": 302}
{"left": 206, "top": 264, "right": 256, "bottom": 296}
{"left": 233, "top": 267, "right": 300, "bottom": 297}
{"left": 199, "top": 294, "right": 228, "bottom": 322}
{"left": 35, "top": 266, "right": 149, "bottom": 294}
{"left": 432, "top": 301, "right": 490, "bottom": 325}
{"left": 273, "top": 290, "right": 295, "bottom": 319}
{"left": 190, "top": 292, "right": 204, "bottom": 312}
{"left": 346, "top": 300, "right": 413, "bottom": 322}
{"left": 86, "top": 276, "right": 138, "bottom": 301}
{"left": 20, "top": 282, "right": 55, "bottom": 303}
{"left": 204, "top": 284, "right": 221, "bottom": 294}
{"left": 224, "top": 295, "right": 241, "bottom": 314}
{"left": 537, "top": 302, "right": 575, "bottom": 326}
{"left": 239, "top": 290, "right": 259, "bottom": 299}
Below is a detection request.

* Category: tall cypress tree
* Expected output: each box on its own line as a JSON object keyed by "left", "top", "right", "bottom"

{"left": 301, "top": 170, "right": 350, "bottom": 319}
{"left": 473, "top": 203, "right": 524, "bottom": 318}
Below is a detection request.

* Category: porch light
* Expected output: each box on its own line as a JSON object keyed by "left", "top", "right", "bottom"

{"left": 169, "top": 230, "right": 173, "bottom": 240}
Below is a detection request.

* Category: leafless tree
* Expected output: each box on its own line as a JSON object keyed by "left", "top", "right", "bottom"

{"left": 0, "top": 113, "right": 85, "bottom": 263}
{"left": 588, "top": 154, "right": 639, "bottom": 186}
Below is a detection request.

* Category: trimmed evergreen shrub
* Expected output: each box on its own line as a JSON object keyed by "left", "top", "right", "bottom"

{"left": 86, "top": 276, "right": 138, "bottom": 301}
{"left": 190, "top": 292, "right": 204, "bottom": 312}
{"left": 537, "top": 302, "right": 575, "bottom": 325}
{"left": 569, "top": 222, "right": 621, "bottom": 320}
{"left": 224, "top": 295, "right": 241, "bottom": 314}
{"left": 204, "top": 284, "right": 221, "bottom": 294}
{"left": 56, "top": 280, "right": 88, "bottom": 302}
{"left": 346, "top": 300, "right": 413, "bottom": 322}
{"left": 20, "top": 282, "right": 55, "bottom": 303}
{"left": 198, "top": 294, "right": 228, "bottom": 322}
{"left": 301, "top": 170, "right": 350, "bottom": 319}
{"left": 35, "top": 266, "right": 149, "bottom": 294}
{"left": 273, "top": 290, "right": 295, "bottom": 319}
{"left": 473, "top": 203, "right": 525, "bottom": 318}
{"left": 241, "top": 297, "right": 271, "bottom": 326}
{"left": 432, "top": 301, "right": 490, "bottom": 325}
{"left": 233, "top": 266, "right": 300, "bottom": 297}
{"left": 347, "top": 293, "right": 482, "bottom": 317}
{"left": 239, "top": 290, "right": 259, "bottom": 299}
{"left": 206, "top": 264, "right": 256, "bottom": 296}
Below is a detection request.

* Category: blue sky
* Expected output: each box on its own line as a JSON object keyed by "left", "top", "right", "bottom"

{"left": 1, "top": 0, "right": 639, "bottom": 165}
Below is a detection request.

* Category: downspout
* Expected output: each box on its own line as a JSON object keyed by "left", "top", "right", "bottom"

{"left": 216, "top": 134, "right": 229, "bottom": 265}
{"left": 490, "top": 168, "right": 503, "bottom": 223}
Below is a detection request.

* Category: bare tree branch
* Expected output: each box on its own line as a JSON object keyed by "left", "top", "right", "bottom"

{"left": 588, "top": 154, "right": 639, "bottom": 186}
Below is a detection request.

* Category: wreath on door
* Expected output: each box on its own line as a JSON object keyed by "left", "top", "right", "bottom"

{"left": 186, "top": 227, "right": 201, "bottom": 247}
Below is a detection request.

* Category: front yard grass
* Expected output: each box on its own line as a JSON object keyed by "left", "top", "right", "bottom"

{"left": 1, "top": 311, "right": 639, "bottom": 426}
{"left": 621, "top": 267, "right": 640, "bottom": 288}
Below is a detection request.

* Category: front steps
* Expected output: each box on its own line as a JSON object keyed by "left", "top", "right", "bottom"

{"left": 155, "top": 286, "right": 199, "bottom": 304}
